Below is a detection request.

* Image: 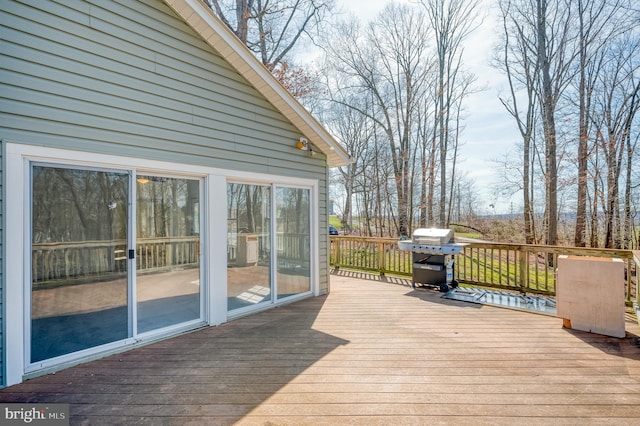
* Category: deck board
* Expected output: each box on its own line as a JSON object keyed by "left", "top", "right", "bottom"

{"left": 2, "top": 271, "right": 639, "bottom": 425}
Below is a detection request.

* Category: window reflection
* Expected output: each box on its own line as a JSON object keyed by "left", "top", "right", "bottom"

{"left": 30, "top": 167, "right": 204, "bottom": 362}
{"left": 31, "top": 166, "right": 129, "bottom": 362}
{"left": 276, "top": 187, "right": 311, "bottom": 299}
{"left": 136, "top": 176, "right": 201, "bottom": 333}
{"left": 226, "top": 184, "right": 312, "bottom": 310}
{"left": 227, "top": 184, "right": 271, "bottom": 310}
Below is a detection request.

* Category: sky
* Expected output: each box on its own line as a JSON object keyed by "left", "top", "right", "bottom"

{"left": 329, "top": 0, "right": 520, "bottom": 213}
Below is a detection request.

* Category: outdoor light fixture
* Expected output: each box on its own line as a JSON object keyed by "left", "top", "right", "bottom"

{"left": 296, "top": 137, "right": 309, "bottom": 151}
{"left": 296, "top": 137, "right": 316, "bottom": 157}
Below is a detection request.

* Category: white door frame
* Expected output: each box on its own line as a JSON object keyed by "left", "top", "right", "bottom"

{"left": 3, "top": 142, "right": 319, "bottom": 386}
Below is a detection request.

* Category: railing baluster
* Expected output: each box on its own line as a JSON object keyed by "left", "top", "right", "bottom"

{"left": 498, "top": 249, "right": 502, "bottom": 286}
{"left": 476, "top": 247, "right": 480, "bottom": 284}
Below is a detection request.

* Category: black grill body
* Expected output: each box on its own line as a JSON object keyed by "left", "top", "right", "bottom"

{"left": 412, "top": 253, "right": 447, "bottom": 288}
{"left": 398, "top": 228, "right": 466, "bottom": 292}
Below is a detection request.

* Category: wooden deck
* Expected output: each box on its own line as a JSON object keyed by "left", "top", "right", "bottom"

{"left": 2, "top": 271, "right": 640, "bottom": 425}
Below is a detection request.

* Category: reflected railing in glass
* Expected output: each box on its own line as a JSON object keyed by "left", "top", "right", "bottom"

{"left": 32, "top": 237, "right": 200, "bottom": 287}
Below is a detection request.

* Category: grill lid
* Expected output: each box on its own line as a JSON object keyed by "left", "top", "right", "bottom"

{"left": 412, "top": 228, "right": 454, "bottom": 245}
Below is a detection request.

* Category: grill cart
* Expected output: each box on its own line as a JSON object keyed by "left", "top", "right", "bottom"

{"left": 398, "top": 228, "right": 467, "bottom": 292}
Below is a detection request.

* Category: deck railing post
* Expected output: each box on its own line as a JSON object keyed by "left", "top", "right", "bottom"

{"left": 519, "top": 249, "right": 528, "bottom": 293}
{"left": 378, "top": 241, "right": 385, "bottom": 276}
{"left": 636, "top": 253, "right": 639, "bottom": 307}
{"left": 626, "top": 258, "right": 632, "bottom": 304}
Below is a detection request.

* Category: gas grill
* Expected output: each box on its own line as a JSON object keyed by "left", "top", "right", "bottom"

{"left": 398, "top": 228, "right": 467, "bottom": 292}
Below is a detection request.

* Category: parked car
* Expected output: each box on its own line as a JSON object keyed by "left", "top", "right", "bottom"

{"left": 329, "top": 225, "right": 339, "bottom": 235}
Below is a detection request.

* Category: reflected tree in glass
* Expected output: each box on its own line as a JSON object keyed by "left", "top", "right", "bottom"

{"left": 31, "top": 166, "right": 129, "bottom": 362}
{"left": 276, "top": 187, "right": 310, "bottom": 299}
{"left": 227, "top": 183, "right": 272, "bottom": 310}
{"left": 136, "top": 176, "right": 201, "bottom": 333}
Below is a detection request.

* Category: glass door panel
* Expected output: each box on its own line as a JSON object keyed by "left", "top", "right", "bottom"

{"left": 136, "top": 176, "right": 201, "bottom": 333}
{"left": 227, "top": 183, "right": 272, "bottom": 311}
{"left": 31, "top": 166, "right": 129, "bottom": 363}
{"left": 276, "top": 187, "right": 311, "bottom": 299}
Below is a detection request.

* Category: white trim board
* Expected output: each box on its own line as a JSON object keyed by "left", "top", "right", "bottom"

{"left": 4, "top": 142, "right": 320, "bottom": 386}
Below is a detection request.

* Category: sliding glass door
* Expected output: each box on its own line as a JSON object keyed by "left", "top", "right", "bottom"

{"left": 227, "top": 183, "right": 312, "bottom": 313}
{"left": 30, "top": 164, "right": 203, "bottom": 365}
{"left": 136, "top": 176, "right": 201, "bottom": 333}
{"left": 31, "top": 166, "right": 130, "bottom": 362}
{"left": 276, "top": 187, "right": 311, "bottom": 299}
{"left": 226, "top": 183, "right": 272, "bottom": 311}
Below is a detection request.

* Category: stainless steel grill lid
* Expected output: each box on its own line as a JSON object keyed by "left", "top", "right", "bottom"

{"left": 411, "top": 228, "right": 454, "bottom": 246}
{"left": 399, "top": 228, "right": 466, "bottom": 255}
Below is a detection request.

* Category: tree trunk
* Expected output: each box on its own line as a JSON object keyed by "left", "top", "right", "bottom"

{"left": 574, "top": 4, "right": 588, "bottom": 247}
{"left": 428, "top": 132, "right": 437, "bottom": 226}
{"left": 523, "top": 132, "right": 535, "bottom": 244}
{"left": 536, "top": 0, "right": 558, "bottom": 246}
{"left": 622, "top": 89, "right": 638, "bottom": 248}
{"left": 589, "top": 143, "right": 600, "bottom": 247}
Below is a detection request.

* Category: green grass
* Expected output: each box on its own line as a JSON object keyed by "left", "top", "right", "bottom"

{"left": 457, "top": 252, "right": 556, "bottom": 293}
{"left": 329, "top": 215, "right": 342, "bottom": 228}
{"left": 455, "top": 232, "right": 484, "bottom": 239}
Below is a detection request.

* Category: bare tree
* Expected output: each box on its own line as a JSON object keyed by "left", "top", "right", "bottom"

{"left": 323, "top": 5, "right": 433, "bottom": 237}
{"left": 415, "top": 98, "right": 437, "bottom": 228}
{"left": 495, "top": 0, "right": 540, "bottom": 244}
{"left": 535, "top": 0, "right": 575, "bottom": 247}
{"left": 572, "top": 0, "right": 630, "bottom": 247}
{"left": 591, "top": 35, "right": 640, "bottom": 248}
{"left": 496, "top": 0, "right": 575, "bottom": 246}
{"left": 207, "top": 0, "right": 333, "bottom": 96}
{"left": 207, "top": 0, "right": 333, "bottom": 68}
{"left": 324, "top": 95, "right": 375, "bottom": 233}
{"left": 622, "top": 108, "right": 639, "bottom": 249}
{"left": 445, "top": 76, "right": 475, "bottom": 226}
{"left": 420, "top": 0, "right": 481, "bottom": 228}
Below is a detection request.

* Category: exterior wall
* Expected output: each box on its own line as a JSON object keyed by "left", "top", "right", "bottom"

{"left": 0, "top": 144, "right": 3, "bottom": 388}
{"left": 0, "top": 0, "right": 330, "bottom": 386}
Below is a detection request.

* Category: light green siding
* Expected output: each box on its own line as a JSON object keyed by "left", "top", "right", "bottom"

{"left": 0, "top": 0, "right": 330, "bottom": 386}
{"left": 1, "top": 1, "right": 327, "bottom": 174}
